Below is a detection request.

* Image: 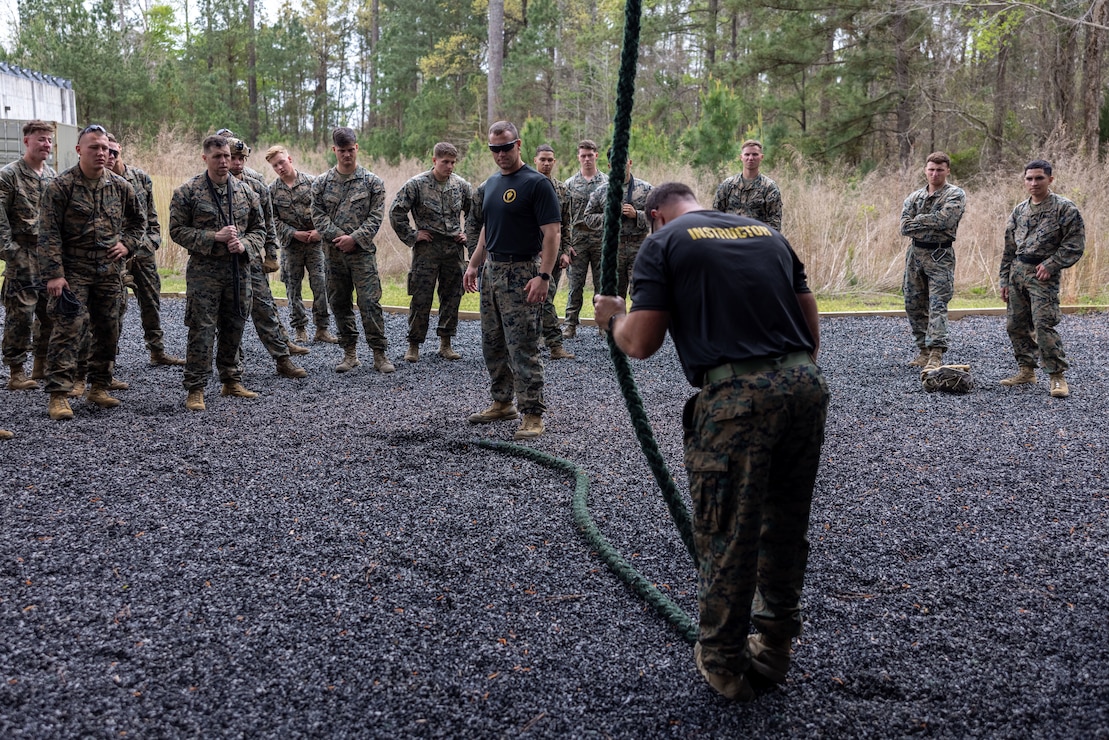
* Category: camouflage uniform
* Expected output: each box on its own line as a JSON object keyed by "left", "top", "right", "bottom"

{"left": 270, "top": 171, "right": 330, "bottom": 332}
{"left": 238, "top": 173, "right": 294, "bottom": 362}
{"left": 389, "top": 169, "right": 472, "bottom": 343}
{"left": 999, "top": 193, "right": 1085, "bottom": 373}
{"left": 311, "top": 166, "right": 389, "bottom": 353}
{"left": 464, "top": 178, "right": 489, "bottom": 259}
{"left": 117, "top": 164, "right": 174, "bottom": 356}
{"left": 38, "top": 166, "right": 144, "bottom": 394}
{"left": 481, "top": 260, "right": 545, "bottom": 411}
{"left": 0, "top": 158, "right": 55, "bottom": 369}
{"left": 539, "top": 175, "right": 572, "bottom": 348}
{"left": 583, "top": 176, "right": 653, "bottom": 300}
{"left": 170, "top": 173, "right": 265, "bottom": 391}
{"left": 562, "top": 170, "right": 607, "bottom": 328}
{"left": 899, "top": 182, "right": 966, "bottom": 352}
{"left": 712, "top": 173, "right": 783, "bottom": 231}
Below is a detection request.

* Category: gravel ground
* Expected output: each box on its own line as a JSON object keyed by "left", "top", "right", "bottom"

{"left": 1, "top": 298, "right": 1107, "bottom": 738}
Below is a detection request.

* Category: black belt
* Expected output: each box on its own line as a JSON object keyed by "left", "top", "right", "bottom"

{"left": 912, "top": 240, "right": 952, "bottom": 250}
{"left": 489, "top": 252, "right": 538, "bottom": 263}
{"left": 1017, "top": 254, "right": 1046, "bottom": 265}
{"left": 702, "top": 351, "right": 812, "bottom": 385}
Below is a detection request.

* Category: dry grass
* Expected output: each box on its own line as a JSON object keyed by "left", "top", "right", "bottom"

{"left": 128, "top": 139, "right": 1109, "bottom": 302}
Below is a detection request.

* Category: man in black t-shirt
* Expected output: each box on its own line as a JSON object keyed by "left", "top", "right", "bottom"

{"left": 594, "top": 182, "right": 829, "bottom": 702}
{"left": 463, "top": 121, "right": 561, "bottom": 439}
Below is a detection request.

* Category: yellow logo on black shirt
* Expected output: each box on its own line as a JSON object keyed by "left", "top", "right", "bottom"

{"left": 503, "top": 189, "right": 517, "bottom": 203}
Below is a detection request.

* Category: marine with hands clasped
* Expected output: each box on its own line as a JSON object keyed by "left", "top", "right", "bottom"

{"left": 560, "top": 139, "right": 608, "bottom": 338}
{"left": 532, "top": 144, "right": 575, "bottom": 360}
{"left": 583, "top": 155, "right": 652, "bottom": 302}
{"left": 169, "top": 134, "right": 268, "bottom": 411}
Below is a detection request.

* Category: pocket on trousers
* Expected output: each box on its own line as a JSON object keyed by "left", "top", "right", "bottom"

{"left": 686, "top": 451, "right": 730, "bottom": 534}
{"left": 406, "top": 270, "right": 414, "bottom": 296}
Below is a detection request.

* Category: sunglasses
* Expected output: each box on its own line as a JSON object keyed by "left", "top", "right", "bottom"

{"left": 81, "top": 124, "right": 107, "bottom": 136}
{"left": 488, "top": 140, "right": 518, "bottom": 153}
{"left": 107, "top": 149, "right": 121, "bottom": 158}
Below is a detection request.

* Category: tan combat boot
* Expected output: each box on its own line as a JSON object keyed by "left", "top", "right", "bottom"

{"left": 468, "top": 400, "right": 518, "bottom": 424}
{"left": 276, "top": 356, "right": 308, "bottom": 378}
{"left": 335, "top": 348, "right": 360, "bottom": 373}
{"left": 287, "top": 339, "right": 311, "bottom": 356}
{"left": 908, "top": 349, "right": 929, "bottom": 367}
{"left": 7, "top": 364, "right": 38, "bottom": 390}
{"left": 438, "top": 337, "right": 461, "bottom": 361}
{"left": 923, "top": 348, "right": 943, "bottom": 371}
{"left": 295, "top": 326, "right": 309, "bottom": 344}
{"left": 314, "top": 328, "right": 339, "bottom": 344}
{"left": 0, "top": 429, "right": 12, "bottom": 440}
{"left": 513, "top": 413, "right": 545, "bottom": 439}
{"left": 373, "top": 349, "right": 396, "bottom": 373}
{"left": 747, "top": 633, "right": 792, "bottom": 684}
{"left": 87, "top": 386, "right": 121, "bottom": 408}
{"left": 185, "top": 389, "right": 205, "bottom": 411}
{"left": 562, "top": 324, "right": 576, "bottom": 339}
{"left": 31, "top": 355, "right": 45, "bottom": 380}
{"left": 221, "top": 382, "right": 258, "bottom": 398}
{"left": 1049, "top": 372, "right": 1069, "bottom": 398}
{"left": 694, "top": 642, "right": 754, "bottom": 702}
{"left": 48, "top": 392, "right": 74, "bottom": 420}
{"left": 404, "top": 342, "right": 420, "bottom": 363}
{"left": 1000, "top": 366, "right": 1037, "bottom": 387}
{"left": 549, "top": 343, "right": 575, "bottom": 360}
{"left": 150, "top": 350, "right": 186, "bottom": 366}
{"left": 69, "top": 379, "right": 86, "bottom": 398}
{"left": 109, "top": 377, "right": 130, "bottom": 390}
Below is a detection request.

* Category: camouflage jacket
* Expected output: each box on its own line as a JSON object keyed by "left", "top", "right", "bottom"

{"left": 389, "top": 170, "right": 472, "bottom": 248}
{"left": 900, "top": 182, "right": 965, "bottom": 245}
{"left": 548, "top": 175, "right": 572, "bottom": 257}
{"left": 712, "top": 173, "right": 783, "bottom": 231}
{"left": 563, "top": 170, "right": 608, "bottom": 249}
{"left": 311, "top": 166, "right": 386, "bottom": 252}
{"left": 236, "top": 172, "right": 280, "bottom": 262}
{"left": 463, "top": 178, "right": 489, "bottom": 258}
{"left": 0, "top": 158, "right": 56, "bottom": 282}
{"left": 168, "top": 172, "right": 265, "bottom": 261}
{"left": 269, "top": 171, "right": 316, "bottom": 248}
{"left": 39, "top": 166, "right": 144, "bottom": 282}
{"left": 999, "top": 193, "right": 1085, "bottom": 289}
{"left": 120, "top": 164, "right": 161, "bottom": 256}
{"left": 584, "top": 176, "right": 652, "bottom": 240}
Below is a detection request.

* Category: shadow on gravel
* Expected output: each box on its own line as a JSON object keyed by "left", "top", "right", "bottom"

{"left": 0, "top": 299, "right": 1106, "bottom": 737}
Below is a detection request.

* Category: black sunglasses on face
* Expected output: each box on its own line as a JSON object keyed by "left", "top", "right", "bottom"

{"left": 107, "top": 150, "right": 120, "bottom": 157}
{"left": 488, "top": 140, "right": 518, "bottom": 153}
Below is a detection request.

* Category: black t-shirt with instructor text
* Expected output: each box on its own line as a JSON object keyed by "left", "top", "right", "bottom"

{"left": 481, "top": 164, "right": 562, "bottom": 257}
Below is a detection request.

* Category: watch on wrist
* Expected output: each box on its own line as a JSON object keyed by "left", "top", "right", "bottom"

{"left": 539, "top": 272, "right": 551, "bottom": 281}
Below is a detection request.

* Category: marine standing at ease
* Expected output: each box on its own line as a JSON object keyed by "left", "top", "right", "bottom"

{"left": 713, "top": 139, "right": 783, "bottom": 232}
{"left": 899, "top": 151, "right": 966, "bottom": 370}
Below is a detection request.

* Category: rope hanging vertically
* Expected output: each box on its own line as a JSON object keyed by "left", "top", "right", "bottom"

{"left": 599, "top": 0, "right": 697, "bottom": 566}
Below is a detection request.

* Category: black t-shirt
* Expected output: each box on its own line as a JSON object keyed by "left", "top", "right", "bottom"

{"left": 482, "top": 164, "right": 561, "bottom": 257}
{"left": 630, "top": 209, "right": 815, "bottom": 386}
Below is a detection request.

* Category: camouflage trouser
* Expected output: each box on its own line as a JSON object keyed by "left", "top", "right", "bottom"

{"left": 121, "top": 249, "right": 167, "bottom": 354}
{"left": 183, "top": 255, "right": 252, "bottom": 391}
{"left": 540, "top": 262, "right": 567, "bottom": 347}
{"left": 685, "top": 361, "right": 829, "bottom": 676}
{"left": 246, "top": 263, "right": 291, "bottom": 361}
{"left": 326, "top": 243, "right": 387, "bottom": 352}
{"left": 480, "top": 260, "right": 545, "bottom": 414}
{"left": 1006, "top": 261, "right": 1066, "bottom": 373}
{"left": 43, "top": 256, "right": 124, "bottom": 394}
{"left": 283, "top": 241, "right": 330, "bottom": 331}
{"left": 2, "top": 273, "right": 52, "bottom": 367}
{"left": 617, "top": 234, "right": 646, "bottom": 302}
{"left": 564, "top": 238, "right": 602, "bottom": 327}
{"left": 903, "top": 245, "right": 955, "bottom": 351}
{"left": 407, "top": 236, "right": 465, "bottom": 343}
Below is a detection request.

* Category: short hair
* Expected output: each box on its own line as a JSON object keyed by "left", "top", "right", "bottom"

{"left": 23, "top": 120, "right": 54, "bottom": 137}
{"left": 433, "top": 142, "right": 459, "bottom": 159}
{"left": 536, "top": 144, "right": 555, "bottom": 155}
{"left": 489, "top": 121, "right": 519, "bottom": 140}
{"left": 926, "top": 151, "right": 951, "bottom": 167}
{"left": 106, "top": 133, "right": 118, "bottom": 144}
{"left": 203, "top": 135, "right": 229, "bottom": 153}
{"left": 644, "top": 182, "right": 697, "bottom": 215}
{"left": 264, "top": 145, "right": 289, "bottom": 162}
{"left": 578, "top": 139, "right": 599, "bottom": 152}
{"left": 1025, "top": 159, "right": 1052, "bottom": 176}
{"left": 332, "top": 127, "right": 357, "bottom": 147}
{"left": 740, "top": 139, "right": 763, "bottom": 152}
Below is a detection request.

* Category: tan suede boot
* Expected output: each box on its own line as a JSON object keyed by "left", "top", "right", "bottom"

{"left": 0, "top": 429, "right": 13, "bottom": 440}
{"left": 150, "top": 350, "right": 186, "bottom": 366}
{"left": 923, "top": 348, "right": 943, "bottom": 371}
{"left": 221, "top": 382, "right": 258, "bottom": 398}
{"left": 87, "top": 386, "right": 121, "bottom": 408}
{"left": 314, "top": 328, "right": 339, "bottom": 344}
{"left": 373, "top": 349, "right": 395, "bottom": 373}
{"left": 295, "top": 327, "right": 309, "bottom": 344}
{"left": 1049, "top": 372, "right": 1069, "bottom": 398}
{"left": 1000, "top": 366, "right": 1037, "bottom": 386}
{"left": 30, "top": 355, "right": 45, "bottom": 380}
{"left": 185, "top": 389, "right": 205, "bottom": 411}
{"left": 468, "top": 401, "right": 518, "bottom": 424}
{"left": 549, "top": 343, "right": 575, "bottom": 360}
{"left": 68, "top": 379, "right": 86, "bottom": 398}
{"left": 438, "top": 337, "right": 461, "bottom": 361}
{"left": 48, "top": 392, "right": 74, "bottom": 420}
{"left": 404, "top": 342, "right": 420, "bottom": 363}
{"left": 908, "top": 349, "right": 929, "bottom": 367}
{"left": 7, "top": 364, "right": 38, "bottom": 390}
{"left": 276, "top": 356, "right": 308, "bottom": 378}
{"left": 109, "top": 377, "right": 130, "bottom": 391}
{"left": 287, "top": 340, "right": 311, "bottom": 356}
{"left": 513, "top": 413, "right": 545, "bottom": 439}
{"left": 335, "top": 348, "right": 360, "bottom": 373}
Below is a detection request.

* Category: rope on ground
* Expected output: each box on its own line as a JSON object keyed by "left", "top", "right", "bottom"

{"left": 476, "top": 439, "right": 697, "bottom": 643}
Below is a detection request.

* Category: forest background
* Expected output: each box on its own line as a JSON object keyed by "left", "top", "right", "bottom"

{"left": 3, "top": 0, "right": 1109, "bottom": 306}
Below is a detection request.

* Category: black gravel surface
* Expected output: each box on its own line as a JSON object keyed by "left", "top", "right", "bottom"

{"left": 1, "top": 299, "right": 1107, "bottom": 738}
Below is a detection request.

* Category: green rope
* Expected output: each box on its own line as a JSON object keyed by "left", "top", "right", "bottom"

{"left": 477, "top": 440, "right": 697, "bottom": 643}
{"left": 600, "top": 0, "right": 698, "bottom": 566}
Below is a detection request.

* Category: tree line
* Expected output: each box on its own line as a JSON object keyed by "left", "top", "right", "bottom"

{"left": 2, "top": 0, "right": 1107, "bottom": 176}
